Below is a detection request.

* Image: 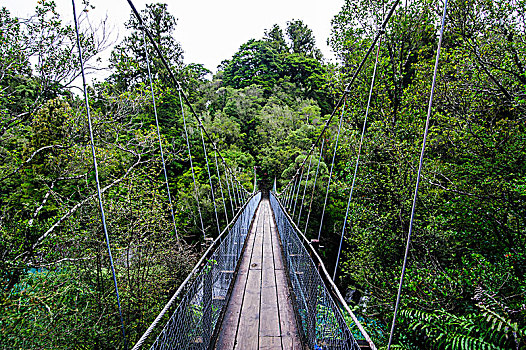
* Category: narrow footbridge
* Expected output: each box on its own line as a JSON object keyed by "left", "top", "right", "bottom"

{"left": 59, "top": 0, "right": 452, "bottom": 348}
{"left": 133, "top": 192, "right": 374, "bottom": 350}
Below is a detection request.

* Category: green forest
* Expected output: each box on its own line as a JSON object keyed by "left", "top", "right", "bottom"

{"left": 1, "top": 0, "right": 525, "bottom": 348}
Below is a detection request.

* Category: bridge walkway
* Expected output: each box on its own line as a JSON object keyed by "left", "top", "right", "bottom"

{"left": 215, "top": 198, "right": 303, "bottom": 350}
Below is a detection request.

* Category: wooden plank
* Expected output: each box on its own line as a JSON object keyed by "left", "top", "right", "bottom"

{"left": 250, "top": 212, "right": 264, "bottom": 270}
{"left": 259, "top": 285, "right": 280, "bottom": 337}
{"left": 274, "top": 216, "right": 303, "bottom": 350}
{"left": 260, "top": 205, "right": 280, "bottom": 337}
{"left": 216, "top": 204, "right": 261, "bottom": 349}
{"left": 235, "top": 269, "right": 261, "bottom": 350}
{"left": 216, "top": 199, "right": 303, "bottom": 350}
{"left": 262, "top": 211, "right": 274, "bottom": 260}
{"left": 275, "top": 271, "right": 302, "bottom": 350}
{"left": 238, "top": 212, "right": 259, "bottom": 275}
{"left": 216, "top": 267, "right": 249, "bottom": 348}
{"left": 259, "top": 201, "right": 280, "bottom": 338}
{"left": 261, "top": 210, "right": 276, "bottom": 287}
{"left": 259, "top": 336, "right": 282, "bottom": 350}
{"left": 269, "top": 209, "right": 285, "bottom": 271}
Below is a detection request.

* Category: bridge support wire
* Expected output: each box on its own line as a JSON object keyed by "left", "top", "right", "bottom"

{"left": 304, "top": 138, "right": 324, "bottom": 234}
{"left": 223, "top": 161, "right": 236, "bottom": 216}
{"left": 214, "top": 146, "right": 229, "bottom": 223}
{"left": 234, "top": 179, "right": 243, "bottom": 207}
{"left": 199, "top": 127, "right": 221, "bottom": 236}
{"left": 271, "top": 192, "right": 376, "bottom": 350}
{"left": 278, "top": 0, "right": 401, "bottom": 205}
{"left": 71, "top": 0, "right": 127, "bottom": 347}
{"left": 231, "top": 171, "right": 239, "bottom": 209}
{"left": 297, "top": 151, "right": 313, "bottom": 226}
{"left": 291, "top": 173, "right": 300, "bottom": 209}
{"left": 282, "top": 183, "right": 289, "bottom": 207}
{"left": 178, "top": 89, "right": 206, "bottom": 240}
{"left": 132, "top": 192, "right": 261, "bottom": 350}
{"left": 334, "top": 36, "right": 383, "bottom": 281}
{"left": 387, "top": 0, "right": 449, "bottom": 348}
{"left": 317, "top": 102, "right": 346, "bottom": 241}
{"left": 288, "top": 175, "right": 298, "bottom": 209}
{"left": 141, "top": 28, "right": 180, "bottom": 243}
{"left": 292, "top": 166, "right": 304, "bottom": 218}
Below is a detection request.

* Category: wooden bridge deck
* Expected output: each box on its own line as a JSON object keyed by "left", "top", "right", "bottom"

{"left": 215, "top": 198, "right": 302, "bottom": 350}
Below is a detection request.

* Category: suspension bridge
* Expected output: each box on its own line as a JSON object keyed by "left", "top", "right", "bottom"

{"left": 66, "top": 0, "right": 451, "bottom": 348}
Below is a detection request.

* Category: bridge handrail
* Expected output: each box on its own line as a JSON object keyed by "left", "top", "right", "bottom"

{"left": 271, "top": 191, "right": 376, "bottom": 350}
{"left": 132, "top": 191, "right": 261, "bottom": 350}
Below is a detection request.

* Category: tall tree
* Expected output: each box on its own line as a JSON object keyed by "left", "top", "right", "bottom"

{"left": 108, "top": 3, "right": 183, "bottom": 91}
{"left": 286, "top": 19, "right": 323, "bottom": 60}
{"left": 264, "top": 24, "right": 288, "bottom": 54}
{"left": 222, "top": 39, "right": 282, "bottom": 93}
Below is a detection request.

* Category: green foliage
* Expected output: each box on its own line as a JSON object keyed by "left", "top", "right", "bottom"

{"left": 109, "top": 3, "right": 184, "bottom": 91}
{"left": 222, "top": 39, "right": 282, "bottom": 93}
{"left": 316, "top": 0, "right": 526, "bottom": 348}
{"left": 396, "top": 307, "right": 525, "bottom": 349}
{"left": 1, "top": 268, "right": 98, "bottom": 348}
{"left": 2, "top": 0, "right": 526, "bottom": 348}
{"left": 286, "top": 19, "right": 323, "bottom": 60}
{"left": 221, "top": 20, "right": 332, "bottom": 114}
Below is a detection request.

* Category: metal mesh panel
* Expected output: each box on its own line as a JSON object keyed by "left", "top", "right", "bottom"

{"left": 150, "top": 192, "right": 261, "bottom": 350}
{"left": 270, "top": 192, "right": 360, "bottom": 350}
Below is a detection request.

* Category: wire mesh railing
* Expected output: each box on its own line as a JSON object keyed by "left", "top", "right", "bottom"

{"left": 132, "top": 192, "right": 261, "bottom": 350}
{"left": 270, "top": 191, "right": 361, "bottom": 350}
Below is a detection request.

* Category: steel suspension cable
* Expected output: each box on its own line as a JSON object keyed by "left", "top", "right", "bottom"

{"left": 288, "top": 175, "right": 298, "bottom": 209}
{"left": 317, "top": 102, "right": 346, "bottom": 241}
{"left": 71, "top": 1, "right": 127, "bottom": 347}
{"left": 387, "top": 1, "right": 448, "bottom": 347}
{"left": 239, "top": 178, "right": 246, "bottom": 202}
{"left": 304, "top": 139, "right": 325, "bottom": 234}
{"left": 125, "top": 0, "right": 251, "bottom": 210}
{"left": 283, "top": 178, "right": 295, "bottom": 208}
{"left": 281, "top": 184, "right": 289, "bottom": 205}
{"left": 283, "top": 178, "right": 291, "bottom": 201}
{"left": 240, "top": 181, "right": 246, "bottom": 203}
{"left": 292, "top": 166, "right": 304, "bottom": 218}
{"left": 232, "top": 176, "right": 240, "bottom": 208}
{"left": 232, "top": 173, "right": 239, "bottom": 209}
{"left": 288, "top": 182, "right": 294, "bottom": 207}
{"left": 214, "top": 147, "right": 229, "bottom": 223}
{"left": 334, "top": 37, "right": 383, "bottom": 281}
{"left": 283, "top": 186, "right": 292, "bottom": 208}
{"left": 178, "top": 90, "right": 206, "bottom": 239}
{"left": 291, "top": 175, "right": 300, "bottom": 209}
{"left": 238, "top": 179, "right": 244, "bottom": 203}
{"left": 297, "top": 152, "right": 313, "bottom": 225}
{"left": 141, "top": 28, "right": 179, "bottom": 243}
{"left": 223, "top": 161, "right": 235, "bottom": 215}
{"left": 233, "top": 178, "right": 239, "bottom": 206}
{"left": 278, "top": 0, "right": 400, "bottom": 194}
{"left": 236, "top": 181, "right": 245, "bottom": 206}
{"left": 199, "top": 127, "right": 221, "bottom": 236}
{"left": 282, "top": 182, "right": 289, "bottom": 205}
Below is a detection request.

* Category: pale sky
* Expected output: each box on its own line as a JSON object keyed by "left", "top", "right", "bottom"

{"left": 5, "top": 0, "right": 344, "bottom": 80}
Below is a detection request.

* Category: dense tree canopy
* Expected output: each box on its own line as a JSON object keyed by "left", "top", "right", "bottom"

{"left": 1, "top": 0, "right": 525, "bottom": 349}
{"left": 108, "top": 3, "right": 184, "bottom": 91}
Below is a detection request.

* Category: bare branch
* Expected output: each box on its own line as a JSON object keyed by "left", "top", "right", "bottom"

{"left": 28, "top": 256, "right": 95, "bottom": 268}
{"left": 0, "top": 144, "right": 69, "bottom": 182}
{"left": 19, "top": 157, "right": 144, "bottom": 259}
{"left": 28, "top": 182, "right": 55, "bottom": 227}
